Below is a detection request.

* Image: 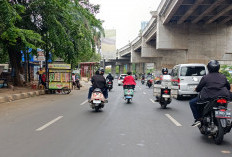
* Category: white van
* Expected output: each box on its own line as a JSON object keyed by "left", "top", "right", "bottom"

{"left": 171, "top": 64, "right": 208, "bottom": 99}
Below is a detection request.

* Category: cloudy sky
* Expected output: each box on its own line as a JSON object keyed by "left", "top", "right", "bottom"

{"left": 89, "top": 0, "right": 162, "bottom": 49}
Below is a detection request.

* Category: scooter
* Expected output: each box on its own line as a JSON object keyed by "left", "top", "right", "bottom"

{"left": 90, "top": 88, "right": 105, "bottom": 111}
{"left": 147, "top": 79, "right": 152, "bottom": 88}
{"left": 124, "top": 85, "right": 134, "bottom": 103}
{"left": 141, "top": 79, "right": 145, "bottom": 85}
{"left": 107, "top": 81, "right": 113, "bottom": 91}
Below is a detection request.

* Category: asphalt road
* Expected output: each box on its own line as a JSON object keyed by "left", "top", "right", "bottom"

{"left": 0, "top": 80, "right": 232, "bottom": 157}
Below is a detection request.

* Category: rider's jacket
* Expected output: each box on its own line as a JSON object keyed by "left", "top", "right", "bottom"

{"left": 123, "top": 76, "right": 136, "bottom": 86}
{"left": 91, "top": 74, "right": 106, "bottom": 90}
{"left": 196, "top": 72, "right": 231, "bottom": 100}
{"left": 106, "top": 75, "right": 114, "bottom": 81}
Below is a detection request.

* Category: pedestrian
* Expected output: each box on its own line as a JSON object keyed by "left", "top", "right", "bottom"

{"left": 37, "top": 68, "right": 43, "bottom": 84}
{"left": 41, "top": 72, "right": 46, "bottom": 88}
{"left": 72, "top": 73, "right": 76, "bottom": 90}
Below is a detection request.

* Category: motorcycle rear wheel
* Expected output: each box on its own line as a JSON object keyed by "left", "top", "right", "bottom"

{"left": 214, "top": 119, "right": 224, "bottom": 145}
{"left": 95, "top": 106, "right": 100, "bottom": 112}
{"left": 160, "top": 102, "right": 167, "bottom": 109}
{"left": 127, "top": 99, "right": 131, "bottom": 104}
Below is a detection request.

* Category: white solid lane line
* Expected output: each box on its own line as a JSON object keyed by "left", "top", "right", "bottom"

{"left": 165, "top": 114, "right": 182, "bottom": 127}
{"left": 36, "top": 116, "right": 63, "bottom": 131}
{"left": 80, "top": 100, "right": 88, "bottom": 105}
{"left": 150, "top": 98, "right": 155, "bottom": 104}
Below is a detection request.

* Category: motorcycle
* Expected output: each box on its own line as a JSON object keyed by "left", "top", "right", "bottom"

{"left": 90, "top": 88, "right": 105, "bottom": 111}
{"left": 197, "top": 97, "right": 232, "bottom": 144}
{"left": 156, "top": 88, "right": 172, "bottom": 109}
{"left": 154, "top": 75, "right": 172, "bottom": 109}
{"left": 107, "top": 81, "right": 113, "bottom": 91}
{"left": 147, "top": 79, "right": 153, "bottom": 88}
{"left": 141, "top": 79, "right": 145, "bottom": 85}
{"left": 124, "top": 85, "right": 134, "bottom": 103}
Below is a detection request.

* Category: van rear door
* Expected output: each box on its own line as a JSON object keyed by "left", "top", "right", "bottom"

{"left": 179, "top": 66, "right": 206, "bottom": 91}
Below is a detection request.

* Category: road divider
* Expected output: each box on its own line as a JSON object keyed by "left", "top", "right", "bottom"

{"left": 165, "top": 114, "right": 182, "bottom": 127}
{"left": 36, "top": 116, "right": 63, "bottom": 131}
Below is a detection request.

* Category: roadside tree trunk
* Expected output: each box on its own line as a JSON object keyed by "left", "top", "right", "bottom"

{"left": 8, "top": 46, "right": 23, "bottom": 86}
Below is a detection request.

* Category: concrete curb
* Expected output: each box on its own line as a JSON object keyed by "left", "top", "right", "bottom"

{"left": 0, "top": 90, "right": 45, "bottom": 104}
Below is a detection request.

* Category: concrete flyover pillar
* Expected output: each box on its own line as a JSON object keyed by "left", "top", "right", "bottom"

{"left": 135, "top": 63, "right": 145, "bottom": 75}
{"left": 111, "top": 64, "right": 116, "bottom": 76}
{"left": 119, "top": 64, "right": 124, "bottom": 74}
{"left": 126, "top": 63, "right": 132, "bottom": 72}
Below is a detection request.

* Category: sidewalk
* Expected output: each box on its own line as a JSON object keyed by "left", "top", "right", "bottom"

{"left": 0, "top": 81, "right": 91, "bottom": 104}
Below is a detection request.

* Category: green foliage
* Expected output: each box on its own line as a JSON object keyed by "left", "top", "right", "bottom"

{"left": 0, "top": 0, "right": 103, "bottom": 85}
{"left": 0, "top": 46, "right": 8, "bottom": 63}
{"left": 89, "top": 53, "right": 101, "bottom": 62}
{"left": 220, "top": 65, "right": 232, "bottom": 84}
{"left": 105, "top": 68, "right": 111, "bottom": 74}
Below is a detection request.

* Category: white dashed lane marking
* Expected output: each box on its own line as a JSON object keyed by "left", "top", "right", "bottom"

{"left": 80, "top": 100, "right": 88, "bottom": 105}
{"left": 36, "top": 116, "right": 63, "bottom": 131}
{"left": 150, "top": 99, "right": 155, "bottom": 104}
{"left": 165, "top": 114, "right": 182, "bottom": 127}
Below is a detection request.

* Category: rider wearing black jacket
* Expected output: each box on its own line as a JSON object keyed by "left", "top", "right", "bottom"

{"left": 190, "top": 60, "right": 231, "bottom": 126}
{"left": 88, "top": 70, "right": 108, "bottom": 102}
{"left": 106, "top": 73, "right": 114, "bottom": 82}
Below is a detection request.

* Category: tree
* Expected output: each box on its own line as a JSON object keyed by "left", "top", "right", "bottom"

{"left": 0, "top": 0, "right": 43, "bottom": 85}
{"left": 220, "top": 65, "right": 232, "bottom": 84}
{"left": 0, "top": 0, "right": 104, "bottom": 85}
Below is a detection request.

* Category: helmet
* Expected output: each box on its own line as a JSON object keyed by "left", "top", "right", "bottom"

{"left": 95, "top": 70, "right": 100, "bottom": 75}
{"left": 207, "top": 60, "right": 220, "bottom": 73}
{"left": 162, "top": 68, "right": 168, "bottom": 75}
{"left": 100, "top": 68, "right": 104, "bottom": 75}
{"left": 127, "top": 71, "right": 131, "bottom": 75}
{"left": 108, "top": 72, "right": 111, "bottom": 75}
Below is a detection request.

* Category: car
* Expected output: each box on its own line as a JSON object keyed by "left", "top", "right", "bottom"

{"left": 170, "top": 63, "right": 208, "bottom": 99}
{"left": 118, "top": 74, "right": 127, "bottom": 86}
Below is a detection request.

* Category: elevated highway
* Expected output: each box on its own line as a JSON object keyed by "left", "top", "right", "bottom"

{"left": 106, "top": 0, "right": 232, "bottom": 74}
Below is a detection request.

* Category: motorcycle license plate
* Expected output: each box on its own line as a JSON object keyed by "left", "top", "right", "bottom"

{"left": 125, "top": 96, "right": 132, "bottom": 99}
{"left": 162, "top": 95, "right": 170, "bottom": 98}
{"left": 215, "top": 110, "right": 231, "bottom": 118}
{"left": 93, "top": 100, "right": 101, "bottom": 103}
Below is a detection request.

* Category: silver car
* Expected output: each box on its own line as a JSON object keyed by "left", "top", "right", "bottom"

{"left": 117, "top": 74, "right": 127, "bottom": 86}
{"left": 171, "top": 64, "right": 208, "bottom": 99}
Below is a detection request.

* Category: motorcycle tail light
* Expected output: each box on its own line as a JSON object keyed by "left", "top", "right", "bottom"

{"left": 220, "top": 109, "right": 226, "bottom": 112}
{"left": 108, "top": 82, "right": 111, "bottom": 84}
{"left": 164, "top": 89, "right": 169, "bottom": 94}
{"left": 217, "top": 99, "right": 227, "bottom": 104}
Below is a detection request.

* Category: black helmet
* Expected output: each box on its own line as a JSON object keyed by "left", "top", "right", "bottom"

{"left": 162, "top": 68, "right": 168, "bottom": 75}
{"left": 100, "top": 68, "right": 104, "bottom": 75}
{"left": 127, "top": 71, "right": 131, "bottom": 75}
{"left": 95, "top": 70, "right": 100, "bottom": 75}
{"left": 207, "top": 60, "right": 220, "bottom": 73}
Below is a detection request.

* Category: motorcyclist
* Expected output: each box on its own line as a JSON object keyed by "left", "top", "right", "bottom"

{"left": 106, "top": 72, "right": 114, "bottom": 83}
{"left": 189, "top": 60, "right": 231, "bottom": 127}
{"left": 88, "top": 69, "right": 108, "bottom": 102}
{"left": 155, "top": 68, "right": 170, "bottom": 101}
{"left": 141, "top": 73, "right": 145, "bottom": 80}
{"left": 99, "top": 68, "right": 108, "bottom": 100}
{"left": 123, "top": 71, "right": 136, "bottom": 89}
